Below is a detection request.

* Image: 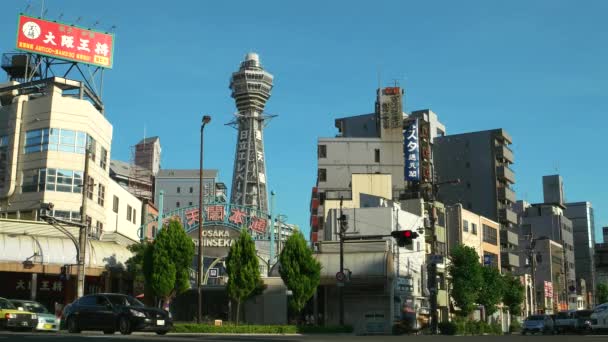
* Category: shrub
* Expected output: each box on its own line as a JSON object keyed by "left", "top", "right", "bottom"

{"left": 450, "top": 318, "right": 503, "bottom": 336}
{"left": 438, "top": 321, "right": 457, "bottom": 335}
{"left": 509, "top": 320, "right": 522, "bottom": 334}
{"left": 297, "top": 325, "right": 353, "bottom": 334}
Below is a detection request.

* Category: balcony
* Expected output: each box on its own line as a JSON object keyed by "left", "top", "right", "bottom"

{"left": 496, "top": 165, "right": 516, "bottom": 184}
{"left": 495, "top": 145, "right": 514, "bottom": 163}
{"left": 498, "top": 207, "right": 518, "bottom": 225}
{"left": 500, "top": 229, "right": 519, "bottom": 246}
{"left": 497, "top": 186, "right": 516, "bottom": 203}
{"left": 501, "top": 251, "right": 520, "bottom": 268}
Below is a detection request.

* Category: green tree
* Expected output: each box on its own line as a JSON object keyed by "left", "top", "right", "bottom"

{"left": 502, "top": 273, "right": 525, "bottom": 319}
{"left": 142, "top": 219, "right": 195, "bottom": 308}
{"left": 597, "top": 283, "right": 608, "bottom": 304}
{"left": 279, "top": 230, "right": 321, "bottom": 320}
{"left": 449, "top": 245, "right": 483, "bottom": 316}
{"left": 478, "top": 266, "right": 504, "bottom": 320}
{"left": 226, "top": 228, "right": 261, "bottom": 325}
{"left": 125, "top": 242, "right": 154, "bottom": 305}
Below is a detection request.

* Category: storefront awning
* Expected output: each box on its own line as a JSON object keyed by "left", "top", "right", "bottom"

{"left": 0, "top": 233, "right": 132, "bottom": 269}
{"left": 314, "top": 251, "right": 393, "bottom": 285}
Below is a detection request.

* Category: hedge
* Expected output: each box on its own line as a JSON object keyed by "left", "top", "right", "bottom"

{"left": 439, "top": 318, "right": 503, "bottom": 336}
{"left": 172, "top": 324, "right": 353, "bottom": 334}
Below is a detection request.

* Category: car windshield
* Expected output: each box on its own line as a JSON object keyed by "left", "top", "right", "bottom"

{"left": 594, "top": 305, "right": 608, "bottom": 313}
{"left": 16, "top": 302, "right": 49, "bottom": 314}
{"left": 105, "top": 295, "right": 144, "bottom": 307}
{"left": 527, "top": 315, "right": 544, "bottom": 321}
{"left": 0, "top": 298, "right": 16, "bottom": 310}
{"left": 576, "top": 310, "right": 593, "bottom": 318}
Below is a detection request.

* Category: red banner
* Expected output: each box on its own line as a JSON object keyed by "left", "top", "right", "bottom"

{"left": 16, "top": 14, "right": 114, "bottom": 68}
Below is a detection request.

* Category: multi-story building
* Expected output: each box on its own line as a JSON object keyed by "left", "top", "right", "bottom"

{"left": 134, "top": 136, "right": 161, "bottom": 176}
{"left": 434, "top": 129, "right": 519, "bottom": 272}
{"left": 153, "top": 169, "right": 225, "bottom": 214}
{"left": 595, "top": 227, "right": 608, "bottom": 287}
{"left": 0, "top": 77, "right": 141, "bottom": 241}
{"left": 446, "top": 204, "right": 501, "bottom": 269}
{"left": 533, "top": 238, "right": 566, "bottom": 314}
{"left": 565, "top": 201, "right": 597, "bottom": 308}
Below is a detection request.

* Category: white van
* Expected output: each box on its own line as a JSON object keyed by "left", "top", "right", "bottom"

{"left": 590, "top": 302, "right": 608, "bottom": 331}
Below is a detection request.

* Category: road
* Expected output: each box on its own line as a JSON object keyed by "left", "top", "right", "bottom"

{"left": 1, "top": 331, "right": 608, "bottom": 341}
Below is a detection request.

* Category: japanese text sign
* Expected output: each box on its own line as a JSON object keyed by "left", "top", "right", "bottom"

{"left": 404, "top": 118, "right": 420, "bottom": 181}
{"left": 16, "top": 14, "right": 114, "bottom": 68}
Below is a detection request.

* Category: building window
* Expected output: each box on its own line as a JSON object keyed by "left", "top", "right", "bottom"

{"left": 22, "top": 168, "right": 83, "bottom": 193}
{"left": 127, "top": 205, "right": 132, "bottom": 221}
{"left": 94, "top": 221, "right": 103, "bottom": 238}
{"left": 463, "top": 220, "right": 469, "bottom": 232}
{"left": 97, "top": 184, "right": 105, "bottom": 207}
{"left": 24, "top": 128, "right": 89, "bottom": 154}
{"left": 100, "top": 146, "right": 108, "bottom": 170}
{"left": 374, "top": 149, "right": 380, "bottom": 163}
{"left": 189, "top": 202, "right": 193, "bottom": 206}
{"left": 471, "top": 223, "right": 477, "bottom": 235}
{"left": 484, "top": 252, "right": 498, "bottom": 268}
{"left": 189, "top": 187, "right": 193, "bottom": 193}
{"left": 86, "top": 216, "right": 92, "bottom": 228}
{"left": 132, "top": 209, "right": 136, "bottom": 224}
{"left": 86, "top": 176, "right": 94, "bottom": 200}
{"left": 318, "top": 145, "right": 327, "bottom": 158}
{"left": 177, "top": 187, "right": 181, "bottom": 193}
{"left": 87, "top": 135, "right": 97, "bottom": 161}
{"left": 113, "top": 196, "right": 119, "bottom": 213}
{"left": 483, "top": 224, "right": 498, "bottom": 245}
{"left": 176, "top": 201, "right": 180, "bottom": 208}
{"left": 318, "top": 168, "right": 327, "bottom": 182}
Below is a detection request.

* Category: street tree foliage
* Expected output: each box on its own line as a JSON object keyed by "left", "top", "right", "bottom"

{"left": 449, "top": 245, "right": 483, "bottom": 316}
{"left": 142, "top": 219, "right": 195, "bottom": 307}
{"left": 279, "top": 230, "right": 322, "bottom": 315}
{"left": 597, "top": 283, "right": 608, "bottom": 304}
{"left": 125, "top": 242, "right": 154, "bottom": 305}
{"left": 226, "top": 228, "right": 262, "bottom": 325}
{"left": 502, "top": 272, "right": 525, "bottom": 317}
{"left": 478, "top": 266, "right": 505, "bottom": 319}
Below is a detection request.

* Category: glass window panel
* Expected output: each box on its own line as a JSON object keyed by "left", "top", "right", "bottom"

{"left": 56, "top": 185, "right": 71, "bottom": 192}
{"left": 60, "top": 129, "right": 75, "bottom": 145}
{"left": 58, "top": 145, "right": 74, "bottom": 152}
{"left": 47, "top": 169, "right": 56, "bottom": 175}
{"left": 49, "top": 128, "right": 60, "bottom": 144}
{"left": 46, "top": 183, "right": 55, "bottom": 191}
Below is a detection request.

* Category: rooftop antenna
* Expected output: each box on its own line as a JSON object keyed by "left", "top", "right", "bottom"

{"left": 75, "top": 16, "right": 82, "bottom": 24}
{"left": 23, "top": 1, "right": 32, "bottom": 14}
{"left": 40, "top": 0, "right": 44, "bottom": 17}
{"left": 58, "top": 13, "right": 64, "bottom": 20}
{"left": 42, "top": 8, "right": 48, "bottom": 19}
{"left": 553, "top": 161, "right": 560, "bottom": 174}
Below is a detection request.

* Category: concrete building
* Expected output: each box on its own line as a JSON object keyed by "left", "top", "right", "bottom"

{"left": 109, "top": 160, "right": 153, "bottom": 202}
{"left": 532, "top": 238, "right": 566, "bottom": 314}
{"left": 565, "top": 201, "right": 597, "bottom": 307}
{"left": 134, "top": 136, "right": 161, "bottom": 176}
{"left": 595, "top": 227, "right": 608, "bottom": 287}
{"left": 153, "top": 169, "right": 222, "bottom": 214}
{"left": 434, "top": 129, "right": 519, "bottom": 272}
{"left": 446, "top": 204, "right": 501, "bottom": 269}
{"left": 0, "top": 77, "right": 141, "bottom": 242}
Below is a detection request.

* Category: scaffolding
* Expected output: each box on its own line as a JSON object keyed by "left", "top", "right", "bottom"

{"left": 128, "top": 143, "right": 154, "bottom": 201}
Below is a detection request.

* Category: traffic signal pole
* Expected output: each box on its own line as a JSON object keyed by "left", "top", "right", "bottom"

{"left": 338, "top": 196, "right": 345, "bottom": 326}
{"left": 77, "top": 146, "right": 91, "bottom": 299}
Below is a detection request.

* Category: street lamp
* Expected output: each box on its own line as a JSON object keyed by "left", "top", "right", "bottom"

{"left": 197, "top": 115, "right": 211, "bottom": 324}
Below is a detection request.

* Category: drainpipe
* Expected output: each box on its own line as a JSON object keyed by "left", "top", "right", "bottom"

{"left": 0, "top": 95, "right": 27, "bottom": 200}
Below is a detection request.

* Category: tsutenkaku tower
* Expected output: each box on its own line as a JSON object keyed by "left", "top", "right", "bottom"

{"left": 228, "top": 53, "right": 274, "bottom": 213}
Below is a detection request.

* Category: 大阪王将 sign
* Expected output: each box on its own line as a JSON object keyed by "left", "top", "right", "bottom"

{"left": 16, "top": 14, "right": 114, "bottom": 68}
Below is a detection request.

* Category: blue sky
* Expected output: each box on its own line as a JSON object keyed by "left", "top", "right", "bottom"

{"left": 1, "top": 1, "right": 607, "bottom": 241}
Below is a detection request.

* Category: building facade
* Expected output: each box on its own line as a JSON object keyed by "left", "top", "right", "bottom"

{"left": 153, "top": 169, "right": 220, "bottom": 214}
{"left": 434, "top": 129, "right": 519, "bottom": 272}
{"left": 565, "top": 201, "right": 597, "bottom": 307}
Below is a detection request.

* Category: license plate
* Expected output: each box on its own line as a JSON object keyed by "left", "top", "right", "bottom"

{"left": 44, "top": 324, "right": 52, "bottom": 329}
{"left": 21, "top": 321, "right": 29, "bottom": 326}
{"left": 156, "top": 320, "right": 165, "bottom": 326}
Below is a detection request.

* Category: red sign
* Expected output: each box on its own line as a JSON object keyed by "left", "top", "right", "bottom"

{"left": 16, "top": 14, "right": 114, "bottom": 68}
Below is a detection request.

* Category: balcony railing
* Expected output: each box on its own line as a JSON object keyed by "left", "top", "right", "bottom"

{"left": 498, "top": 207, "right": 518, "bottom": 225}
{"left": 497, "top": 186, "right": 516, "bottom": 203}
{"left": 495, "top": 145, "right": 514, "bottom": 163}
{"left": 496, "top": 165, "right": 516, "bottom": 184}
{"left": 501, "top": 251, "right": 520, "bottom": 268}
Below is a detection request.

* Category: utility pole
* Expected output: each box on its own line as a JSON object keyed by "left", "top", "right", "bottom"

{"left": 77, "top": 146, "right": 91, "bottom": 298}
{"left": 197, "top": 115, "right": 211, "bottom": 324}
{"left": 426, "top": 178, "right": 459, "bottom": 335}
{"left": 269, "top": 190, "right": 275, "bottom": 271}
{"left": 338, "top": 200, "right": 345, "bottom": 326}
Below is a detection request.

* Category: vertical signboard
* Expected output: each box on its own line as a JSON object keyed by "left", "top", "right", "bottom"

{"left": 544, "top": 281, "right": 553, "bottom": 298}
{"left": 380, "top": 87, "right": 403, "bottom": 129}
{"left": 16, "top": 14, "right": 114, "bottom": 68}
{"left": 404, "top": 118, "right": 420, "bottom": 181}
{"left": 418, "top": 119, "right": 432, "bottom": 183}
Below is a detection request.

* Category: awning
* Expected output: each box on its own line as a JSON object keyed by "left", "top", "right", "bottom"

{"left": 0, "top": 233, "right": 132, "bottom": 269}
{"left": 314, "top": 251, "right": 393, "bottom": 285}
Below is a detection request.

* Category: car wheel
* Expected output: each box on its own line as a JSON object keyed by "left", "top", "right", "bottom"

{"left": 67, "top": 316, "right": 81, "bottom": 334}
{"left": 156, "top": 330, "right": 168, "bottom": 335}
{"left": 119, "top": 316, "right": 132, "bottom": 335}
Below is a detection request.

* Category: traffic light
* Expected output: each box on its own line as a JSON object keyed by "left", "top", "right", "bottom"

{"left": 391, "top": 230, "right": 419, "bottom": 247}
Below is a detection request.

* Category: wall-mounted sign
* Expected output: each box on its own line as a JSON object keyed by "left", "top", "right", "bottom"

{"left": 404, "top": 118, "right": 420, "bottom": 181}
{"left": 380, "top": 87, "right": 403, "bottom": 129}
{"left": 16, "top": 14, "right": 114, "bottom": 68}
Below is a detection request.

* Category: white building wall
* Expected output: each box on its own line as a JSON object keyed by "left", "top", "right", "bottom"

{"left": 105, "top": 178, "right": 142, "bottom": 242}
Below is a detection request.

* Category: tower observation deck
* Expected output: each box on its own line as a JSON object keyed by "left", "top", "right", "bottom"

{"left": 228, "top": 53, "right": 274, "bottom": 213}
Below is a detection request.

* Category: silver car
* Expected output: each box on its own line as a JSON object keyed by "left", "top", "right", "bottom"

{"left": 522, "top": 314, "right": 555, "bottom": 335}
{"left": 10, "top": 300, "right": 59, "bottom": 332}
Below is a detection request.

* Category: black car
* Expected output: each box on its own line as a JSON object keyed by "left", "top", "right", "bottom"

{"left": 62, "top": 293, "right": 171, "bottom": 335}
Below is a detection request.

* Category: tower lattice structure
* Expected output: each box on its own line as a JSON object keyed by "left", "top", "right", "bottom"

{"left": 228, "top": 53, "right": 274, "bottom": 213}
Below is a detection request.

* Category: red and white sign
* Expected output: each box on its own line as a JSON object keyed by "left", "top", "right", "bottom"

{"left": 544, "top": 281, "right": 553, "bottom": 298}
{"left": 16, "top": 14, "right": 114, "bottom": 68}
